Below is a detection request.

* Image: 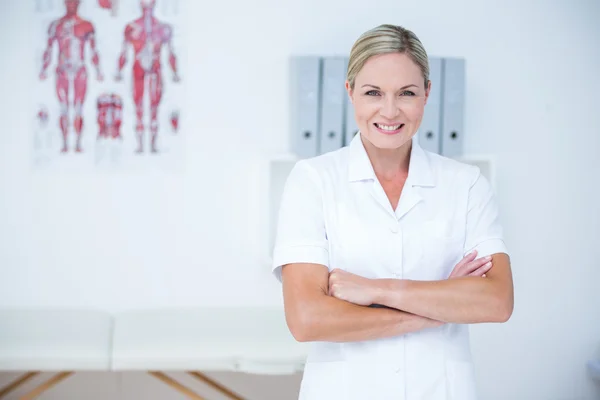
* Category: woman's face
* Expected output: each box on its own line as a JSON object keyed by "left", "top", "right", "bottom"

{"left": 346, "top": 52, "right": 430, "bottom": 151}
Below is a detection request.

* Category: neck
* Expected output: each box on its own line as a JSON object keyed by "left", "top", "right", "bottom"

{"left": 361, "top": 135, "right": 412, "bottom": 182}
{"left": 142, "top": 9, "right": 153, "bottom": 18}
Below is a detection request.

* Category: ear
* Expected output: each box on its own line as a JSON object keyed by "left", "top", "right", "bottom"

{"left": 345, "top": 80, "right": 353, "bottom": 104}
{"left": 424, "top": 80, "right": 431, "bottom": 105}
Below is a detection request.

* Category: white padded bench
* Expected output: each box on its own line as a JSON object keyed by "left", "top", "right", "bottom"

{"left": 0, "top": 308, "right": 113, "bottom": 399}
{"left": 0, "top": 307, "right": 308, "bottom": 400}
{"left": 112, "top": 307, "right": 307, "bottom": 374}
{"left": 111, "top": 307, "right": 308, "bottom": 399}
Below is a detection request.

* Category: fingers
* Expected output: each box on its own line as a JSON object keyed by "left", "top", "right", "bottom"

{"left": 457, "top": 250, "right": 477, "bottom": 268}
{"left": 460, "top": 255, "right": 492, "bottom": 277}
{"left": 328, "top": 268, "right": 339, "bottom": 295}
{"left": 469, "top": 260, "right": 493, "bottom": 277}
{"left": 449, "top": 250, "right": 477, "bottom": 278}
{"left": 451, "top": 252, "right": 493, "bottom": 278}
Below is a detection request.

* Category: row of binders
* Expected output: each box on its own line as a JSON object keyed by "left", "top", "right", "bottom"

{"left": 289, "top": 55, "right": 465, "bottom": 158}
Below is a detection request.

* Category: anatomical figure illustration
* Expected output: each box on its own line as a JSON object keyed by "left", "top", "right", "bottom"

{"left": 37, "top": 106, "right": 50, "bottom": 127}
{"left": 170, "top": 110, "right": 179, "bottom": 133}
{"left": 34, "top": 106, "right": 53, "bottom": 152}
{"left": 96, "top": 93, "right": 123, "bottom": 140}
{"left": 97, "top": 0, "right": 118, "bottom": 16}
{"left": 39, "top": 0, "right": 104, "bottom": 153}
{"left": 115, "top": 0, "right": 180, "bottom": 153}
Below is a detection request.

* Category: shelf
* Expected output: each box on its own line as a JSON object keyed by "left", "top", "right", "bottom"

{"left": 453, "top": 154, "right": 496, "bottom": 190}
{"left": 266, "top": 157, "right": 300, "bottom": 262}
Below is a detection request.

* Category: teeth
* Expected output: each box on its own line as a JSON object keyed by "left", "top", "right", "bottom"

{"left": 377, "top": 123, "right": 402, "bottom": 131}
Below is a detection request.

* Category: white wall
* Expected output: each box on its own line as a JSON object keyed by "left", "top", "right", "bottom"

{"left": 1, "top": 0, "right": 599, "bottom": 399}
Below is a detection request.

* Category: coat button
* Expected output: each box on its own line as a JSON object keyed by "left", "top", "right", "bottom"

{"left": 390, "top": 225, "right": 399, "bottom": 233}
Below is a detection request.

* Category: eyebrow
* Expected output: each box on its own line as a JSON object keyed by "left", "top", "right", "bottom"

{"left": 361, "top": 84, "right": 418, "bottom": 90}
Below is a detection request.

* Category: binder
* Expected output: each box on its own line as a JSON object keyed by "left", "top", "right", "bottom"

{"left": 418, "top": 56, "right": 442, "bottom": 154}
{"left": 319, "top": 57, "right": 347, "bottom": 154}
{"left": 440, "top": 58, "right": 465, "bottom": 158}
{"left": 289, "top": 56, "right": 321, "bottom": 158}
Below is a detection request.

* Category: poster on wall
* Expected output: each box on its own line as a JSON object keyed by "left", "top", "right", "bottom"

{"left": 32, "top": 0, "right": 184, "bottom": 172}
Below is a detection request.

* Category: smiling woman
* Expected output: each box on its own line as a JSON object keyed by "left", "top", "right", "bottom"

{"left": 272, "top": 24, "right": 513, "bottom": 400}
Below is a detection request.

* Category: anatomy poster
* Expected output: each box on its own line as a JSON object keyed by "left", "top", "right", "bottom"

{"left": 32, "top": 0, "right": 184, "bottom": 171}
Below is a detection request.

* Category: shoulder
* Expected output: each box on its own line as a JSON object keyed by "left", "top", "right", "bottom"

{"left": 288, "top": 146, "right": 350, "bottom": 189}
{"left": 48, "top": 19, "right": 61, "bottom": 34}
{"left": 161, "top": 22, "right": 172, "bottom": 34}
{"left": 424, "top": 149, "right": 482, "bottom": 189}
{"left": 125, "top": 19, "right": 141, "bottom": 33}
{"left": 79, "top": 19, "right": 95, "bottom": 34}
{"left": 159, "top": 22, "right": 173, "bottom": 39}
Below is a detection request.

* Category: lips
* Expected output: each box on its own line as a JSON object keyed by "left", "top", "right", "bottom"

{"left": 374, "top": 122, "right": 405, "bottom": 134}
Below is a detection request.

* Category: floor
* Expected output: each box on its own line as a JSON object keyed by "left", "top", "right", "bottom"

{"left": 0, "top": 370, "right": 303, "bottom": 400}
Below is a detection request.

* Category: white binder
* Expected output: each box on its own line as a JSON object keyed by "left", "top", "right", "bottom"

{"left": 289, "top": 56, "right": 321, "bottom": 158}
{"left": 319, "top": 57, "right": 347, "bottom": 154}
{"left": 418, "top": 56, "right": 443, "bottom": 154}
{"left": 441, "top": 58, "right": 465, "bottom": 157}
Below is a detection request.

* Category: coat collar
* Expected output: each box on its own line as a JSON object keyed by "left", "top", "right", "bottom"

{"left": 347, "top": 132, "right": 435, "bottom": 188}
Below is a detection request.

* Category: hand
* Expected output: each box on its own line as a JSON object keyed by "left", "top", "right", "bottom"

{"left": 39, "top": 71, "right": 47, "bottom": 80}
{"left": 114, "top": 72, "right": 123, "bottom": 82}
{"left": 97, "top": 72, "right": 104, "bottom": 82}
{"left": 328, "top": 269, "right": 377, "bottom": 306}
{"left": 449, "top": 250, "right": 492, "bottom": 278}
{"left": 173, "top": 73, "right": 180, "bottom": 83}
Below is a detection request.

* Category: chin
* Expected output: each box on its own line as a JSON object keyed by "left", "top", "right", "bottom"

{"left": 363, "top": 127, "right": 414, "bottom": 150}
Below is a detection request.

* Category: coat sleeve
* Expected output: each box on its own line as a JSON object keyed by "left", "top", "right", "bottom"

{"left": 463, "top": 166, "right": 509, "bottom": 258}
{"left": 271, "top": 160, "right": 329, "bottom": 283}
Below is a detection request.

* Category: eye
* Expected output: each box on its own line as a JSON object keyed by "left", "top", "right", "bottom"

{"left": 365, "top": 90, "right": 380, "bottom": 96}
{"left": 400, "top": 90, "right": 416, "bottom": 96}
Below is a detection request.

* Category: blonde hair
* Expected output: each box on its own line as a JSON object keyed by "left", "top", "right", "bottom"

{"left": 347, "top": 24, "right": 430, "bottom": 90}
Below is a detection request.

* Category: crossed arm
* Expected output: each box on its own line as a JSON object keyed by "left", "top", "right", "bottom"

{"left": 366, "top": 252, "right": 513, "bottom": 324}
{"left": 281, "top": 251, "right": 513, "bottom": 343}
{"left": 277, "top": 161, "right": 513, "bottom": 343}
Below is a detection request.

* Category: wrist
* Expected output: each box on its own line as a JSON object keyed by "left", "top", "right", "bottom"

{"left": 369, "top": 278, "right": 392, "bottom": 305}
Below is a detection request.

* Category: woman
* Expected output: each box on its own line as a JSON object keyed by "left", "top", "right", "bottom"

{"left": 272, "top": 24, "right": 514, "bottom": 400}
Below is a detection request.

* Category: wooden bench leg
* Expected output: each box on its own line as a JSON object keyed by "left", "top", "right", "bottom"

{"left": 0, "top": 372, "right": 40, "bottom": 399}
{"left": 148, "top": 371, "right": 207, "bottom": 400}
{"left": 188, "top": 371, "right": 245, "bottom": 400}
{"left": 19, "top": 371, "right": 74, "bottom": 400}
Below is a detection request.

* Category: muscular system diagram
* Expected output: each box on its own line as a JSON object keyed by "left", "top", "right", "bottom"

{"left": 115, "top": 0, "right": 180, "bottom": 154}
{"left": 97, "top": 93, "right": 123, "bottom": 140}
{"left": 39, "top": 0, "right": 104, "bottom": 153}
{"left": 97, "top": 0, "right": 119, "bottom": 16}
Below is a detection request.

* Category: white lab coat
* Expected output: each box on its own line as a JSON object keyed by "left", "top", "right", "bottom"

{"left": 272, "top": 133, "right": 508, "bottom": 400}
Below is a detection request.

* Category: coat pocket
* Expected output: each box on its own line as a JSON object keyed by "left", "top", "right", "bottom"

{"left": 404, "top": 220, "right": 464, "bottom": 279}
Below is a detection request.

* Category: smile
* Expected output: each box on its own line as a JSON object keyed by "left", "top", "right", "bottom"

{"left": 374, "top": 123, "right": 405, "bottom": 133}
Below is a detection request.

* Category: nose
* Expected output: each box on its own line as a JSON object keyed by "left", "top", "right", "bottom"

{"left": 380, "top": 96, "right": 399, "bottom": 120}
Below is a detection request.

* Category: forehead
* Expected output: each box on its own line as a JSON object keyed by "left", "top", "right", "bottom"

{"left": 355, "top": 52, "right": 423, "bottom": 87}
